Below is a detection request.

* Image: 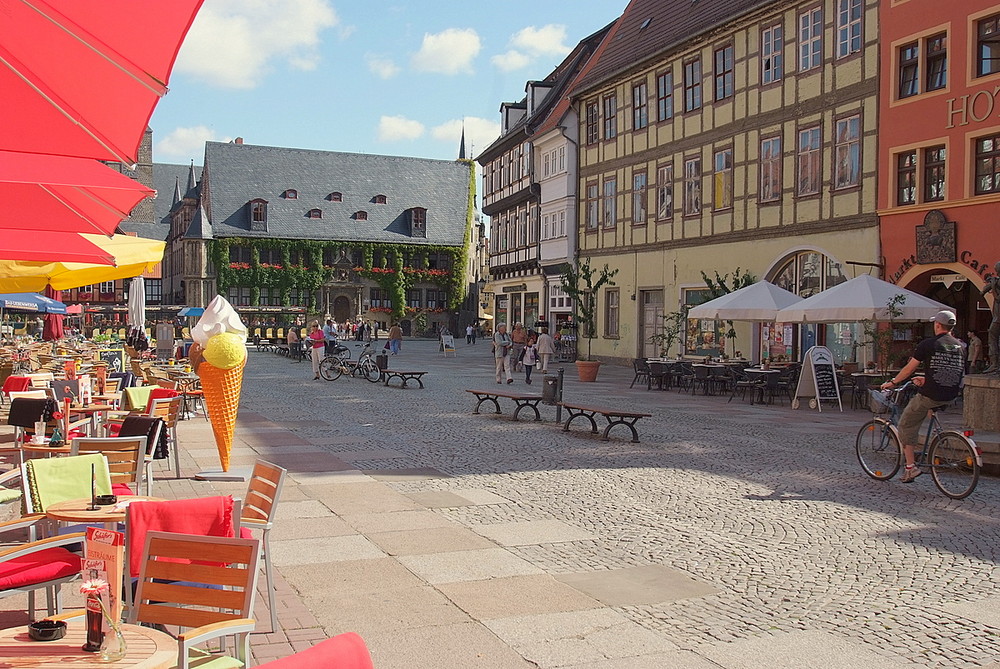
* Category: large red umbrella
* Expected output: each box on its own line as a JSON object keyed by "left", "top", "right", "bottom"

{"left": 0, "top": 0, "right": 205, "bottom": 163}
{"left": 2, "top": 230, "right": 115, "bottom": 265}
{"left": 42, "top": 286, "right": 64, "bottom": 341}
{"left": 0, "top": 150, "right": 155, "bottom": 235}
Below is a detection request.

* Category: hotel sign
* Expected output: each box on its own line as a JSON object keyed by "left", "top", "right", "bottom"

{"left": 947, "top": 86, "right": 1000, "bottom": 128}
{"left": 502, "top": 284, "right": 528, "bottom": 293}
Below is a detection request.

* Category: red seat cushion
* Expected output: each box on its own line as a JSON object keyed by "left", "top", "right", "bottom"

{"left": 1, "top": 377, "right": 31, "bottom": 394}
{"left": 112, "top": 484, "right": 134, "bottom": 496}
{"left": 254, "top": 634, "right": 372, "bottom": 669}
{"left": 239, "top": 526, "right": 252, "bottom": 540}
{"left": 0, "top": 547, "right": 81, "bottom": 590}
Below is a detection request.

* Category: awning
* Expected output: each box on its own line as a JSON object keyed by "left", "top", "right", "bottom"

{"left": 0, "top": 292, "right": 67, "bottom": 313}
{"left": 478, "top": 311, "right": 494, "bottom": 320}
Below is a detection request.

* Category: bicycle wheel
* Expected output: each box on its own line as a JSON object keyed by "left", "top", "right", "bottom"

{"left": 318, "top": 356, "right": 343, "bottom": 381}
{"left": 360, "top": 358, "right": 381, "bottom": 383}
{"left": 856, "top": 419, "right": 902, "bottom": 481}
{"left": 929, "top": 431, "right": 979, "bottom": 499}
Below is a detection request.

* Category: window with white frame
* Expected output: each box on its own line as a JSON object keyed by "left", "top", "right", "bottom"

{"left": 760, "top": 136, "right": 782, "bottom": 202}
{"left": 543, "top": 152, "right": 551, "bottom": 178}
{"left": 684, "top": 157, "right": 702, "bottom": 215}
{"left": 762, "top": 24, "right": 783, "bottom": 84}
{"left": 99, "top": 281, "right": 115, "bottom": 294}
{"left": 632, "top": 172, "right": 647, "bottom": 224}
{"left": 657, "top": 164, "right": 673, "bottom": 221}
{"left": 558, "top": 147, "right": 565, "bottom": 171}
{"left": 603, "top": 178, "right": 617, "bottom": 228}
{"left": 833, "top": 114, "right": 861, "bottom": 189}
{"left": 799, "top": 7, "right": 823, "bottom": 71}
{"left": 528, "top": 205, "right": 538, "bottom": 244}
{"left": 542, "top": 213, "right": 551, "bottom": 240}
{"left": 557, "top": 210, "right": 566, "bottom": 237}
{"left": 836, "top": 0, "right": 862, "bottom": 58}
{"left": 586, "top": 183, "right": 600, "bottom": 230}
{"left": 797, "top": 126, "right": 822, "bottom": 195}
{"left": 604, "top": 288, "right": 620, "bottom": 337}
{"left": 549, "top": 284, "right": 571, "bottom": 310}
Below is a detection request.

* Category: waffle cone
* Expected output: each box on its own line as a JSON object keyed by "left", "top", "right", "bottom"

{"left": 197, "top": 360, "right": 245, "bottom": 471}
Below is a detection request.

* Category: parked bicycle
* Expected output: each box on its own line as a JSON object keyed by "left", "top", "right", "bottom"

{"left": 856, "top": 382, "right": 981, "bottom": 499}
{"left": 319, "top": 341, "right": 380, "bottom": 382}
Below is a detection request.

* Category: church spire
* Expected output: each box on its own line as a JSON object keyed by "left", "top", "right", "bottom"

{"left": 172, "top": 176, "right": 181, "bottom": 205}
{"left": 186, "top": 160, "right": 196, "bottom": 193}
{"left": 458, "top": 124, "right": 467, "bottom": 160}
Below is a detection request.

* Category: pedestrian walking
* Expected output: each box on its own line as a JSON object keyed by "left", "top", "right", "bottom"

{"left": 322, "top": 319, "right": 338, "bottom": 356}
{"left": 520, "top": 341, "right": 538, "bottom": 384}
{"left": 535, "top": 327, "right": 555, "bottom": 373}
{"left": 307, "top": 321, "right": 325, "bottom": 379}
{"left": 387, "top": 322, "right": 403, "bottom": 355}
{"left": 466, "top": 324, "right": 475, "bottom": 344}
{"left": 510, "top": 323, "right": 527, "bottom": 372}
{"left": 493, "top": 322, "right": 513, "bottom": 384}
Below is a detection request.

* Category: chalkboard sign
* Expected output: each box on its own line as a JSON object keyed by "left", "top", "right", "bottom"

{"left": 442, "top": 335, "right": 456, "bottom": 357}
{"left": 792, "top": 346, "right": 842, "bottom": 412}
{"left": 99, "top": 348, "right": 124, "bottom": 373}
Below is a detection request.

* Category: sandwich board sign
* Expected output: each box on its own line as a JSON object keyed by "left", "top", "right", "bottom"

{"left": 791, "top": 345, "right": 842, "bottom": 412}
{"left": 442, "top": 334, "right": 456, "bottom": 357}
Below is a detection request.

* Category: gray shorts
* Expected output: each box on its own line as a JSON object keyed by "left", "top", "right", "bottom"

{"left": 897, "top": 392, "right": 945, "bottom": 446}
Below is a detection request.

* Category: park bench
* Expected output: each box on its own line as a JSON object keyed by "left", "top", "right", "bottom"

{"left": 558, "top": 401, "right": 652, "bottom": 443}
{"left": 382, "top": 370, "right": 427, "bottom": 388}
{"left": 466, "top": 389, "right": 545, "bottom": 421}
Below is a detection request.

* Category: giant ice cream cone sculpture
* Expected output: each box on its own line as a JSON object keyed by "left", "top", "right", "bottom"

{"left": 191, "top": 296, "right": 248, "bottom": 472}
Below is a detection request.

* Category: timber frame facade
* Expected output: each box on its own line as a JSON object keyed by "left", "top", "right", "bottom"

{"left": 571, "top": 0, "right": 882, "bottom": 364}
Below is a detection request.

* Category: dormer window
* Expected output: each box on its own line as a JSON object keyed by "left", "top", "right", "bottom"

{"left": 283, "top": 189, "right": 298, "bottom": 199}
{"left": 407, "top": 207, "right": 426, "bottom": 238}
{"left": 355, "top": 210, "right": 368, "bottom": 220}
{"left": 307, "top": 209, "right": 322, "bottom": 219}
{"left": 247, "top": 198, "right": 268, "bottom": 231}
{"left": 374, "top": 194, "right": 387, "bottom": 204}
{"left": 328, "top": 192, "right": 342, "bottom": 202}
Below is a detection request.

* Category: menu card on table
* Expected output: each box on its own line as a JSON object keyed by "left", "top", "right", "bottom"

{"left": 84, "top": 526, "right": 125, "bottom": 623}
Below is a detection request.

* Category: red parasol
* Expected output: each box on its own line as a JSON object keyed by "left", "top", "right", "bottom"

{"left": 42, "top": 285, "right": 64, "bottom": 341}
{"left": 2, "top": 230, "right": 115, "bottom": 265}
{"left": 0, "top": 0, "right": 205, "bottom": 164}
{"left": 0, "top": 150, "right": 155, "bottom": 235}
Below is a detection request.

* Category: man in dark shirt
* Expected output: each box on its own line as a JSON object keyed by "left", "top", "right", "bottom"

{"left": 880, "top": 310, "right": 965, "bottom": 483}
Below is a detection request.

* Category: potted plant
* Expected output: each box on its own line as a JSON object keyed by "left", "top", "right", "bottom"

{"left": 649, "top": 309, "right": 687, "bottom": 358}
{"left": 559, "top": 259, "right": 618, "bottom": 382}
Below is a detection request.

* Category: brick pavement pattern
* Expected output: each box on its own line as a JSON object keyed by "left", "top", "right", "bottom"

{"left": 3, "top": 339, "right": 1000, "bottom": 668}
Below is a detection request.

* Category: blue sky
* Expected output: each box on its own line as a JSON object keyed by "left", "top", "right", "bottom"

{"left": 151, "top": 1, "right": 624, "bottom": 166}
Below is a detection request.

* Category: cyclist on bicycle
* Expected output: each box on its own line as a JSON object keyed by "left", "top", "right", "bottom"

{"left": 879, "top": 310, "right": 965, "bottom": 483}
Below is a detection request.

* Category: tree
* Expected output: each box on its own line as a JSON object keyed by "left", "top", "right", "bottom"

{"left": 858, "top": 294, "right": 906, "bottom": 374}
{"left": 699, "top": 268, "right": 756, "bottom": 356}
{"left": 559, "top": 259, "right": 619, "bottom": 360}
{"left": 649, "top": 308, "right": 687, "bottom": 358}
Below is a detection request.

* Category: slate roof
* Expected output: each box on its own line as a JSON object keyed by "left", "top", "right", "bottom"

{"left": 572, "top": 0, "right": 781, "bottom": 95}
{"left": 203, "top": 142, "right": 471, "bottom": 247}
{"left": 117, "top": 162, "right": 202, "bottom": 242}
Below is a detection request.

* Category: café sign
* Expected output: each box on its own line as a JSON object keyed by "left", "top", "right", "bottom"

{"left": 502, "top": 284, "right": 528, "bottom": 293}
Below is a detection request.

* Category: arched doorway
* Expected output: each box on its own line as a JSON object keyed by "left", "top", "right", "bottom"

{"left": 902, "top": 268, "right": 988, "bottom": 335}
{"left": 332, "top": 296, "right": 351, "bottom": 324}
{"left": 766, "top": 249, "right": 850, "bottom": 362}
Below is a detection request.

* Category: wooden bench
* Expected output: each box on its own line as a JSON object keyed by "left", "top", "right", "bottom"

{"left": 382, "top": 370, "right": 427, "bottom": 388}
{"left": 466, "top": 389, "right": 545, "bottom": 421}
{"left": 558, "top": 402, "right": 652, "bottom": 443}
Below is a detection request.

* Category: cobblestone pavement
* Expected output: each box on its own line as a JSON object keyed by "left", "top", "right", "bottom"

{"left": 3, "top": 341, "right": 998, "bottom": 668}
{"left": 238, "top": 341, "right": 1000, "bottom": 668}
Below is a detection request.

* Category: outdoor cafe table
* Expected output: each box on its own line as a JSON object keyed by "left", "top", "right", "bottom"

{"left": 0, "top": 621, "right": 175, "bottom": 669}
{"left": 45, "top": 496, "right": 166, "bottom": 529}
{"left": 744, "top": 368, "right": 780, "bottom": 405}
{"left": 67, "top": 404, "right": 114, "bottom": 438}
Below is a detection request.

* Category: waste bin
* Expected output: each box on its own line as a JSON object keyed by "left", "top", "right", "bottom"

{"left": 542, "top": 375, "right": 561, "bottom": 405}
{"left": 376, "top": 354, "right": 389, "bottom": 370}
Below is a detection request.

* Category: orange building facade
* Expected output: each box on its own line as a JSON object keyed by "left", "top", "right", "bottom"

{"left": 879, "top": 1, "right": 1000, "bottom": 338}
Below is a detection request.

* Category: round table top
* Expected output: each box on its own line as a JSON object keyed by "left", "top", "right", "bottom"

{"left": 19, "top": 443, "right": 73, "bottom": 455}
{"left": 45, "top": 496, "right": 166, "bottom": 524}
{"left": 0, "top": 622, "right": 175, "bottom": 668}
{"left": 67, "top": 404, "right": 114, "bottom": 414}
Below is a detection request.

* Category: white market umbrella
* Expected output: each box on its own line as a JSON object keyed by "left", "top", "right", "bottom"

{"left": 127, "top": 276, "right": 146, "bottom": 330}
{"left": 687, "top": 281, "right": 803, "bottom": 322}
{"left": 774, "top": 274, "right": 951, "bottom": 323}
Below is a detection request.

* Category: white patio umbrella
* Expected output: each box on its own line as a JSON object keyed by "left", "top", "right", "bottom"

{"left": 774, "top": 274, "right": 951, "bottom": 323}
{"left": 127, "top": 276, "right": 146, "bottom": 330}
{"left": 687, "top": 281, "right": 803, "bottom": 322}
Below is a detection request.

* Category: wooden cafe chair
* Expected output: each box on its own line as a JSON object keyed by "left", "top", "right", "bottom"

{"left": 240, "top": 460, "right": 286, "bottom": 631}
{"left": 69, "top": 436, "right": 145, "bottom": 497}
{"left": 0, "top": 514, "right": 84, "bottom": 619}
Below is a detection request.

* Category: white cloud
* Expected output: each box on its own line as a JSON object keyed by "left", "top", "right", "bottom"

{"left": 510, "top": 25, "right": 571, "bottom": 57}
{"left": 366, "top": 55, "right": 400, "bottom": 80}
{"left": 431, "top": 118, "right": 500, "bottom": 157}
{"left": 377, "top": 116, "right": 425, "bottom": 142}
{"left": 155, "top": 126, "right": 231, "bottom": 161}
{"left": 490, "top": 50, "right": 531, "bottom": 72}
{"left": 411, "top": 28, "right": 481, "bottom": 75}
{"left": 490, "top": 24, "right": 571, "bottom": 72}
{"left": 175, "top": 0, "right": 339, "bottom": 89}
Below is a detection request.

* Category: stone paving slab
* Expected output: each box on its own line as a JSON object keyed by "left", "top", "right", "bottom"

{"left": 436, "top": 574, "right": 603, "bottom": 620}
{"left": 365, "top": 622, "right": 536, "bottom": 669}
{"left": 298, "top": 481, "right": 424, "bottom": 514}
{"left": 286, "top": 469, "right": 371, "bottom": 485}
{"left": 555, "top": 565, "right": 722, "bottom": 606}
{"left": 398, "top": 547, "right": 545, "bottom": 584}
{"left": 339, "top": 509, "right": 457, "bottom": 534}
{"left": 365, "top": 466, "right": 452, "bottom": 481}
{"left": 304, "top": 585, "right": 473, "bottom": 637}
{"left": 484, "top": 608, "right": 679, "bottom": 668}
{"left": 698, "top": 630, "right": 917, "bottom": 668}
{"left": 558, "top": 650, "right": 725, "bottom": 668}
{"left": 406, "top": 490, "right": 480, "bottom": 507}
{"left": 268, "top": 535, "right": 385, "bottom": 566}
{"left": 366, "top": 525, "right": 496, "bottom": 555}
{"left": 472, "top": 519, "right": 597, "bottom": 546}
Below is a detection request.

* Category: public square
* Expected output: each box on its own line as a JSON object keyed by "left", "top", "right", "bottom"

{"left": 131, "top": 340, "right": 1000, "bottom": 667}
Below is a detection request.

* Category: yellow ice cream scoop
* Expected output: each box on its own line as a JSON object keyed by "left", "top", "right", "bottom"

{"left": 202, "top": 332, "right": 247, "bottom": 370}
